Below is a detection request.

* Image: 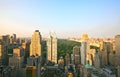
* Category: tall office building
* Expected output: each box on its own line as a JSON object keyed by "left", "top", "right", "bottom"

{"left": 26, "top": 66, "right": 36, "bottom": 77}
{"left": 109, "top": 52, "right": 115, "bottom": 66}
{"left": 101, "top": 42, "right": 113, "bottom": 66}
{"left": 87, "top": 49, "right": 96, "bottom": 66}
{"left": 9, "top": 48, "right": 24, "bottom": 68}
{"left": 47, "top": 32, "right": 57, "bottom": 64}
{"left": 115, "top": 35, "right": 120, "bottom": 55}
{"left": 30, "top": 30, "right": 42, "bottom": 57}
{"left": 81, "top": 34, "right": 89, "bottom": 41}
{"left": 12, "top": 34, "right": 16, "bottom": 42}
{"left": 10, "top": 36, "right": 14, "bottom": 44}
{"left": 86, "top": 53, "right": 93, "bottom": 66}
{"left": 58, "top": 57, "right": 64, "bottom": 67}
{"left": 81, "top": 42, "right": 87, "bottom": 65}
{"left": 94, "top": 52, "right": 100, "bottom": 68}
{"left": 0, "top": 35, "right": 10, "bottom": 45}
{"left": 81, "top": 34, "right": 89, "bottom": 65}
{"left": 65, "top": 53, "right": 71, "bottom": 66}
{"left": 117, "top": 66, "right": 120, "bottom": 77}
{"left": 0, "top": 35, "right": 10, "bottom": 65}
{"left": 115, "top": 35, "right": 120, "bottom": 66}
{"left": 29, "top": 30, "right": 42, "bottom": 77}
{"left": 0, "top": 44, "right": 3, "bottom": 65}
{"left": 73, "top": 46, "right": 81, "bottom": 64}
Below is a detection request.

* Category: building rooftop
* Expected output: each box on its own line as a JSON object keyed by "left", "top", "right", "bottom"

{"left": 35, "top": 30, "right": 39, "bottom": 32}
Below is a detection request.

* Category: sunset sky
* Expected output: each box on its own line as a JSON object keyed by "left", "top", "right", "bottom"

{"left": 0, "top": 0, "right": 120, "bottom": 38}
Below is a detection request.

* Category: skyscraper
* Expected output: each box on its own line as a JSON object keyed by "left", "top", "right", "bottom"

{"left": 26, "top": 66, "right": 36, "bottom": 77}
{"left": 115, "top": 35, "right": 120, "bottom": 55}
{"left": 12, "top": 34, "right": 16, "bottom": 42}
{"left": 65, "top": 53, "right": 71, "bottom": 66}
{"left": 73, "top": 46, "right": 81, "bottom": 64}
{"left": 9, "top": 48, "right": 24, "bottom": 68}
{"left": 81, "top": 34, "right": 89, "bottom": 65}
{"left": 29, "top": 30, "right": 42, "bottom": 77}
{"left": 0, "top": 38, "right": 8, "bottom": 66}
{"left": 94, "top": 52, "right": 100, "bottom": 68}
{"left": 115, "top": 35, "right": 120, "bottom": 66}
{"left": 0, "top": 44, "right": 3, "bottom": 65}
{"left": 101, "top": 42, "right": 113, "bottom": 66}
{"left": 47, "top": 32, "right": 57, "bottom": 64}
{"left": 30, "top": 30, "right": 42, "bottom": 57}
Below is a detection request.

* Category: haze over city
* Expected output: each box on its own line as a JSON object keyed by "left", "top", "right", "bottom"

{"left": 0, "top": 0, "right": 120, "bottom": 38}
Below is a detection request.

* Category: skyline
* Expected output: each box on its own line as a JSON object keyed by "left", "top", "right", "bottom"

{"left": 0, "top": 0, "right": 120, "bottom": 38}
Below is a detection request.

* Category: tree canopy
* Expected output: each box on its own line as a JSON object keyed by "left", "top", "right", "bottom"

{"left": 42, "top": 39, "right": 81, "bottom": 59}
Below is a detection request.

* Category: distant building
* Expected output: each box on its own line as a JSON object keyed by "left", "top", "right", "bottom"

{"left": 29, "top": 30, "right": 42, "bottom": 77}
{"left": 102, "top": 42, "right": 113, "bottom": 66}
{"left": 22, "top": 42, "right": 27, "bottom": 49}
{"left": 26, "top": 66, "right": 36, "bottom": 77}
{"left": 22, "top": 42, "right": 30, "bottom": 66}
{"left": 81, "top": 34, "right": 89, "bottom": 41}
{"left": 0, "top": 44, "right": 3, "bottom": 65}
{"left": 67, "top": 72, "right": 73, "bottom": 77}
{"left": 115, "top": 35, "right": 120, "bottom": 55}
{"left": 12, "top": 34, "right": 16, "bottom": 43}
{"left": 115, "top": 35, "right": 120, "bottom": 66}
{"left": 86, "top": 53, "right": 93, "bottom": 66}
{"left": 9, "top": 48, "right": 24, "bottom": 68}
{"left": 27, "top": 56, "right": 40, "bottom": 67}
{"left": 0, "top": 35, "right": 10, "bottom": 65}
{"left": 81, "top": 42, "right": 87, "bottom": 65}
{"left": 102, "top": 66, "right": 116, "bottom": 77}
{"left": 81, "top": 34, "right": 89, "bottom": 66}
{"left": 71, "top": 54, "right": 74, "bottom": 64}
{"left": 84, "top": 62, "right": 93, "bottom": 77}
{"left": 58, "top": 57, "right": 64, "bottom": 67}
{"left": 109, "top": 52, "right": 115, "bottom": 66}
{"left": 117, "top": 66, "right": 120, "bottom": 77}
{"left": 73, "top": 46, "right": 81, "bottom": 64}
{"left": 10, "top": 36, "right": 14, "bottom": 44}
{"left": 65, "top": 53, "right": 71, "bottom": 66}
{"left": 0, "top": 35, "right": 10, "bottom": 45}
{"left": 13, "top": 48, "right": 24, "bottom": 57}
{"left": 1, "top": 66, "right": 17, "bottom": 77}
{"left": 91, "top": 70, "right": 106, "bottom": 77}
{"left": 94, "top": 52, "right": 101, "bottom": 68}
{"left": 0, "top": 42, "right": 8, "bottom": 66}
{"left": 30, "top": 30, "right": 42, "bottom": 57}
{"left": 8, "top": 34, "right": 17, "bottom": 44}
{"left": 81, "top": 42, "right": 89, "bottom": 66}
{"left": 47, "top": 32, "right": 57, "bottom": 64}
{"left": 87, "top": 49, "right": 96, "bottom": 66}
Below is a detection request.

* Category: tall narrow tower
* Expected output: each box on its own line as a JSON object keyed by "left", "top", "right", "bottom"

{"left": 30, "top": 30, "right": 42, "bottom": 57}
{"left": 115, "top": 35, "right": 120, "bottom": 66}
{"left": 81, "top": 34, "right": 89, "bottom": 65}
{"left": 115, "top": 35, "right": 120, "bottom": 55}
{"left": 73, "top": 46, "right": 81, "bottom": 64}
{"left": 47, "top": 32, "right": 57, "bottom": 64}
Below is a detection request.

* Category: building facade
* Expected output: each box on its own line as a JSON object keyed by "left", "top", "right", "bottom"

{"left": 115, "top": 35, "right": 120, "bottom": 66}
{"left": 47, "top": 32, "right": 57, "bottom": 63}
{"left": 81, "top": 34, "right": 89, "bottom": 66}
{"left": 73, "top": 46, "right": 81, "bottom": 64}
{"left": 30, "top": 30, "right": 42, "bottom": 57}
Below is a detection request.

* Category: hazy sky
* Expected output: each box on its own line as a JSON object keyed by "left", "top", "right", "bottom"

{"left": 0, "top": 0, "right": 120, "bottom": 38}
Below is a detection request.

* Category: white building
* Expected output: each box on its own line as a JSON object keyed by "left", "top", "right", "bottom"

{"left": 81, "top": 42, "right": 89, "bottom": 65}
{"left": 81, "top": 34, "right": 89, "bottom": 66}
{"left": 47, "top": 32, "right": 57, "bottom": 64}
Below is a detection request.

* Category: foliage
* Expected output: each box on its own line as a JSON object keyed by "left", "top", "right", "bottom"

{"left": 57, "top": 39, "right": 81, "bottom": 58}
{"left": 42, "top": 39, "right": 81, "bottom": 58}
